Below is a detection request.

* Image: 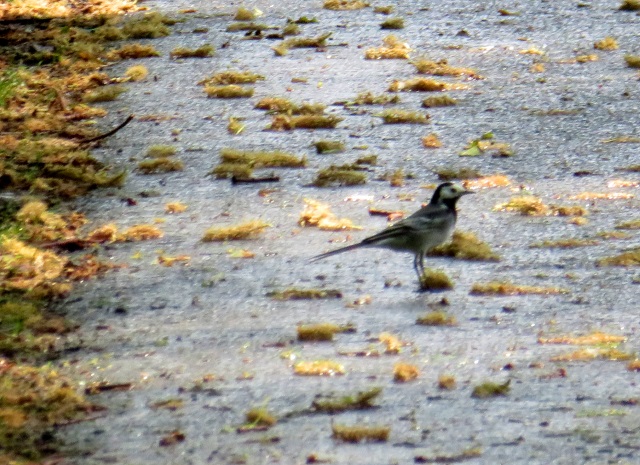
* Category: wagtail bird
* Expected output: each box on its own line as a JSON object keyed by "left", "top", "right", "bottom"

{"left": 310, "top": 182, "right": 473, "bottom": 285}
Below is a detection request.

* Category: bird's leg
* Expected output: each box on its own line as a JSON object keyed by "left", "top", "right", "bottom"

{"left": 413, "top": 254, "right": 422, "bottom": 284}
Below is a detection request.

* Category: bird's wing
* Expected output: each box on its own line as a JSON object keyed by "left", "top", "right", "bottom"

{"left": 362, "top": 207, "right": 452, "bottom": 244}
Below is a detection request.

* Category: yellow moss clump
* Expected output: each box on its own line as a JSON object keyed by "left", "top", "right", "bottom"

{"left": 422, "top": 95, "right": 458, "bottom": 108}
{"left": 165, "top": 202, "right": 187, "bottom": 214}
{"left": 219, "top": 148, "right": 306, "bottom": 168}
{"left": 1, "top": 238, "right": 68, "bottom": 292}
{"left": 625, "top": 55, "right": 640, "bottom": 68}
{"left": 422, "top": 133, "right": 442, "bottom": 148}
{"left": 234, "top": 6, "right": 259, "bottom": 20}
{"left": 107, "top": 43, "right": 160, "bottom": 60}
{"left": 202, "top": 220, "right": 270, "bottom": 242}
{"left": 204, "top": 85, "right": 254, "bottom": 98}
{"left": 493, "top": 196, "right": 549, "bottom": 215}
{"left": 332, "top": 424, "right": 390, "bottom": 442}
{"left": 538, "top": 332, "right": 626, "bottom": 345}
{"left": 596, "top": 248, "right": 640, "bottom": 267}
{"left": 381, "top": 17, "right": 404, "bottom": 29}
{"left": 551, "top": 348, "right": 634, "bottom": 362}
{"left": 312, "top": 387, "right": 382, "bottom": 412}
{"left": 297, "top": 322, "right": 354, "bottom": 341}
{"left": 119, "top": 225, "right": 163, "bottom": 241}
{"left": 462, "top": 175, "right": 511, "bottom": 190}
{"left": 125, "top": 64, "right": 148, "bottom": 81}
{"left": 429, "top": 230, "right": 500, "bottom": 261}
{"left": 471, "top": 380, "right": 511, "bottom": 398}
{"left": 393, "top": 362, "right": 419, "bottom": 382}
{"left": 419, "top": 269, "right": 454, "bottom": 291}
{"left": 294, "top": 360, "right": 345, "bottom": 376}
{"left": 272, "top": 33, "right": 332, "bottom": 56}
{"left": 86, "top": 224, "right": 118, "bottom": 243}
{"left": 146, "top": 145, "right": 176, "bottom": 158}
{"left": 137, "top": 158, "right": 184, "bottom": 173}
{"left": 268, "top": 288, "right": 342, "bottom": 300}
{"left": 438, "top": 374, "right": 457, "bottom": 390}
{"left": 379, "top": 108, "right": 430, "bottom": 124}
{"left": 389, "top": 78, "right": 460, "bottom": 92}
{"left": 314, "top": 140, "right": 346, "bottom": 154}
{"left": 470, "top": 282, "right": 569, "bottom": 296}
{"left": 268, "top": 114, "right": 342, "bottom": 130}
{"left": 210, "top": 163, "right": 253, "bottom": 179}
{"left": 313, "top": 165, "right": 367, "bottom": 187}
{"left": 351, "top": 91, "right": 401, "bottom": 105}
{"left": 412, "top": 58, "right": 481, "bottom": 78}
{"left": 255, "top": 97, "right": 326, "bottom": 114}
{"left": 83, "top": 85, "right": 127, "bottom": 103}
{"left": 569, "top": 192, "right": 634, "bottom": 200}
{"left": 416, "top": 311, "right": 456, "bottom": 326}
{"left": 170, "top": 44, "right": 214, "bottom": 58}
{"left": 379, "top": 332, "right": 403, "bottom": 353}
{"left": 299, "top": 198, "right": 362, "bottom": 231}
{"left": 530, "top": 238, "right": 599, "bottom": 249}
{"left": 616, "top": 219, "right": 640, "bottom": 230}
{"left": 324, "top": 0, "right": 369, "bottom": 10}
{"left": 594, "top": 37, "right": 618, "bottom": 51}
{"left": 245, "top": 407, "right": 277, "bottom": 426}
{"left": 620, "top": 0, "right": 640, "bottom": 11}
{"left": 364, "top": 35, "right": 411, "bottom": 60}
{"left": 199, "top": 70, "right": 264, "bottom": 86}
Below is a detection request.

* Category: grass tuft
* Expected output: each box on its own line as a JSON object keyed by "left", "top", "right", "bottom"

{"left": 170, "top": 44, "right": 214, "bottom": 58}
{"left": 202, "top": 220, "right": 270, "bottom": 241}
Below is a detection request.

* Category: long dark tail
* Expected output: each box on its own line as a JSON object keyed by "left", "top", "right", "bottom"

{"left": 309, "top": 242, "right": 364, "bottom": 262}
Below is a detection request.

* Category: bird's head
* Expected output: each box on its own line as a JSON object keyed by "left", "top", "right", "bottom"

{"left": 430, "top": 182, "right": 474, "bottom": 207}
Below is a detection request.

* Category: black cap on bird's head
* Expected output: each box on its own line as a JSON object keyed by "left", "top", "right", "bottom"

{"left": 430, "top": 182, "right": 474, "bottom": 208}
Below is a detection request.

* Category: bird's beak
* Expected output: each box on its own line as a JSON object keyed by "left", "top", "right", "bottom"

{"left": 462, "top": 189, "right": 475, "bottom": 195}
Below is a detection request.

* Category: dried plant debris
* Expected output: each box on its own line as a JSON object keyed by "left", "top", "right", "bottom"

{"left": 146, "top": 145, "right": 176, "bottom": 158}
{"left": 494, "top": 196, "right": 587, "bottom": 217}
{"left": 471, "top": 380, "right": 510, "bottom": 398}
{"left": 594, "top": 36, "right": 619, "bottom": 50}
{"left": 619, "top": 0, "right": 640, "bottom": 11}
{"left": 374, "top": 5, "right": 394, "bottom": 14}
{"left": 210, "top": 163, "right": 254, "bottom": 179}
{"left": 84, "top": 85, "right": 127, "bottom": 103}
{"left": 530, "top": 238, "right": 599, "bottom": 248}
{"left": 412, "top": 58, "right": 481, "bottom": 78}
{"left": 438, "top": 374, "right": 457, "bottom": 390}
{"left": 312, "top": 387, "right": 382, "bottom": 412}
{"left": 107, "top": 43, "right": 160, "bottom": 59}
{"left": 422, "top": 95, "right": 458, "bottom": 108}
{"left": 616, "top": 219, "right": 640, "bottom": 230}
{"left": 418, "top": 269, "right": 454, "bottom": 291}
{"left": 294, "top": 360, "right": 345, "bottom": 376}
{"left": 624, "top": 55, "right": 640, "bottom": 68}
{"left": 313, "top": 164, "right": 367, "bottom": 187}
{"left": 324, "top": 0, "right": 370, "bottom": 10}
{"left": 568, "top": 192, "right": 633, "bottom": 200}
{"left": 381, "top": 17, "right": 404, "bottom": 29}
{"left": 602, "top": 136, "right": 640, "bottom": 144}
{"left": 137, "top": 158, "right": 184, "bottom": 174}
{"left": 416, "top": 311, "right": 457, "bottom": 326}
{"left": 314, "top": 140, "right": 346, "bottom": 154}
{"left": 125, "top": 65, "right": 148, "bottom": 81}
{"left": 244, "top": 407, "right": 277, "bottom": 427}
{"left": 462, "top": 175, "right": 510, "bottom": 190}
{"left": 379, "top": 333, "right": 404, "bottom": 353}
{"left": 268, "top": 288, "right": 343, "bottom": 300}
{"left": 538, "top": 332, "right": 625, "bottom": 345}
{"left": 379, "top": 108, "right": 430, "bottom": 124}
{"left": 596, "top": 248, "right": 640, "bottom": 267}
{"left": 273, "top": 32, "right": 332, "bottom": 56}
{"left": 389, "top": 78, "right": 466, "bottom": 92}
{"left": 460, "top": 132, "right": 513, "bottom": 157}
{"left": 234, "top": 6, "right": 260, "bottom": 21}
{"left": 256, "top": 97, "right": 326, "bottom": 114}
{"left": 429, "top": 230, "right": 500, "bottom": 261}
{"left": 199, "top": 70, "right": 264, "bottom": 86}
{"left": 551, "top": 348, "right": 634, "bottom": 362}
{"left": 204, "top": 85, "right": 254, "bottom": 98}
{"left": 394, "top": 362, "right": 419, "bottom": 382}
{"left": 150, "top": 398, "right": 184, "bottom": 410}
{"left": 422, "top": 133, "right": 443, "bottom": 148}
{"left": 268, "top": 114, "right": 343, "bottom": 130}
{"left": 299, "top": 198, "right": 362, "bottom": 230}
{"left": 297, "top": 323, "right": 355, "bottom": 341}
{"left": 120, "top": 225, "right": 163, "bottom": 241}
{"left": 219, "top": 148, "right": 306, "bottom": 168}
{"left": 436, "top": 168, "right": 482, "bottom": 180}
{"left": 349, "top": 91, "right": 401, "bottom": 106}
{"left": 202, "top": 220, "right": 270, "bottom": 242}
{"left": 226, "top": 22, "right": 272, "bottom": 32}
{"left": 120, "top": 12, "right": 176, "bottom": 39}
{"left": 170, "top": 44, "right": 214, "bottom": 58}
{"left": 332, "top": 424, "right": 390, "bottom": 443}
{"left": 227, "top": 117, "right": 245, "bottom": 135}
{"left": 470, "top": 282, "right": 569, "bottom": 296}
{"left": 365, "top": 35, "right": 411, "bottom": 60}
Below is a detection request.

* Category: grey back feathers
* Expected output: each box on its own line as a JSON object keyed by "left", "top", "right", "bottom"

{"left": 309, "top": 182, "right": 473, "bottom": 284}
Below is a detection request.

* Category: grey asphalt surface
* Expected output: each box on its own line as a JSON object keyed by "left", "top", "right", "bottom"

{"left": 60, "top": 1, "right": 640, "bottom": 464}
